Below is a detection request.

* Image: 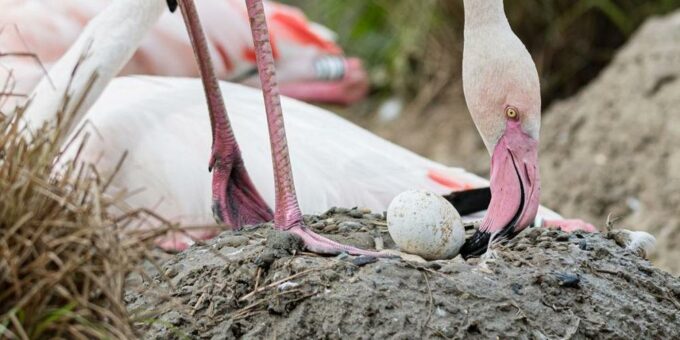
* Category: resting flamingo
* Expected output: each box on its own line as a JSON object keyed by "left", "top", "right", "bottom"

{"left": 8, "top": 0, "right": 595, "bottom": 255}
{"left": 0, "top": 0, "right": 368, "bottom": 106}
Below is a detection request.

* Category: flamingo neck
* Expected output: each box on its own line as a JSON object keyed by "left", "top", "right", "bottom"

{"left": 23, "top": 0, "right": 166, "bottom": 141}
{"left": 463, "top": 0, "right": 509, "bottom": 29}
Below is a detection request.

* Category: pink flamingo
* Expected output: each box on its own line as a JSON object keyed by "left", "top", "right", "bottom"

{"left": 12, "top": 0, "right": 595, "bottom": 255}
{"left": 0, "top": 0, "right": 368, "bottom": 106}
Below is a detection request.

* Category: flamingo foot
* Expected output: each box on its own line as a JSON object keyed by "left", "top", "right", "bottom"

{"left": 282, "top": 223, "right": 388, "bottom": 257}
{"left": 210, "top": 153, "right": 273, "bottom": 229}
{"left": 543, "top": 219, "right": 597, "bottom": 233}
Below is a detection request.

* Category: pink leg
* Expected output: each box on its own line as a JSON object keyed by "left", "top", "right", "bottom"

{"left": 245, "top": 0, "right": 382, "bottom": 256}
{"left": 179, "top": 0, "right": 272, "bottom": 229}
{"left": 544, "top": 219, "right": 597, "bottom": 233}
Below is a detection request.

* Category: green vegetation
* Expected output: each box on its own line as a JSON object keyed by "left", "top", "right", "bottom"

{"left": 283, "top": 0, "right": 679, "bottom": 105}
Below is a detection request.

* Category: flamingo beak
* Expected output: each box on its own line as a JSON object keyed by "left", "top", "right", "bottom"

{"left": 460, "top": 120, "right": 540, "bottom": 258}
{"left": 167, "top": 0, "right": 178, "bottom": 12}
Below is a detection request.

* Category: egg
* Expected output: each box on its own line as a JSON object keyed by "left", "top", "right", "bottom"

{"left": 386, "top": 190, "right": 465, "bottom": 260}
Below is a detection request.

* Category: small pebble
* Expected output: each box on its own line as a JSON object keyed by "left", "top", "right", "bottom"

{"left": 511, "top": 283, "right": 523, "bottom": 295}
{"left": 351, "top": 256, "right": 378, "bottom": 267}
{"left": 579, "top": 239, "right": 589, "bottom": 250}
{"left": 164, "top": 267, "right": 178, "bottom": 278}
{"left": 222, "top": 235, "right": 249, "bottom": 248}
{"left": 255, "top": 250, "right": 276, "bottom": 269}
{"left": 428, "top": 262, "right": 442, "bottom": 270}
{"left": 554, "top": 272, "right": 581, "bottom": 288}
{"left": 323, "top": 224, "right": 339, "bottom": 233}
{"left": 538, "top": 241, "right": 552, "bottom": 249}
{"left": 555, "top": 244, "right": 569, "bottom": 252}
{"left": 348, "top": 210, "right": 364, "bottom": 218}
{"left": 309, "top": 222, "right": 325, "bottom": 229}
{"left": 594, "top": 247, "right": 611, "bottom": 260}
{"left": 556, "top": 234, "right": 570, "bottom": 242}
{"left": 525, "top": 228, "right": 543, "bottom": 240}
{"left": 338, "top": 221, "right": 363, "bottom": 232}
{"left": 547, "top": 230, "right": 560, "bottom": 238}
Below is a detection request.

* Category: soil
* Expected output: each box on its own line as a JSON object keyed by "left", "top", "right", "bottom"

{"left": 351, "top": 10, "right": 680, "bottom": 274}
{"left": 538, "top": 11, "right": 680, "bottom": 275}
{"left": 127, "top": 208, "right": 680, "bottom": 339}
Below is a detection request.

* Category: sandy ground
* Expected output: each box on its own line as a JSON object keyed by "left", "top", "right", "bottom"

{"left": 352, "top": 10, "right": 680, "bottom": 275}
{"left": 127, "top": 209, "right": 680, "bottom": 339}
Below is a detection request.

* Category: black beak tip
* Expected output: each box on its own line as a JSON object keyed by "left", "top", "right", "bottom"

{"left": 167, "top": 0, "right": 178, "bottom": 13}
{"left": 460, "top": 230, "right": 491, "bottom": 260}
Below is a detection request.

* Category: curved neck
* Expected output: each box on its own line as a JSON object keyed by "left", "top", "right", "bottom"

{"left": 463, "top": 0, "right": 509, "bottom": 30}
{"left": 23, "top": 0, "right": 166, "bottom": 142}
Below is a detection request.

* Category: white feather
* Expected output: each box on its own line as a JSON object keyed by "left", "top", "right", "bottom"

{"left": 622, "top": 230, "right": 656, "bottom": 257}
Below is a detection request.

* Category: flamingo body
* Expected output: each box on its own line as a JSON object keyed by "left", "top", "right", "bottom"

{"left": 64, "top": 76, "right": 494, "bottom": 228}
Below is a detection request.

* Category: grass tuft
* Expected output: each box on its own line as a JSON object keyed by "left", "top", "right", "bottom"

{"left": 0, "top": 90, "right": 154, "bottom": 339}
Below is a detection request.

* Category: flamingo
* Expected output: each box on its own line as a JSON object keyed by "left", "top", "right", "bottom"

{"left": 11, "top": 0, "right": 596, "bottom": 255}
{"left": 0, "top": 0, "right": 368, "bottom": 106}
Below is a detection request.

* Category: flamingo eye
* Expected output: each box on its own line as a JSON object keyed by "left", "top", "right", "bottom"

{"left": 505, "top": 106, "right": 519, "bottom": 120}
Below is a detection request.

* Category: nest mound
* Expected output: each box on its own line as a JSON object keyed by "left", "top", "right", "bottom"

{"left": 128, "top": 209, "right": 680, "bottom": 339}
{"left": 540, "top": 9, "right": 680, "bottom": 274}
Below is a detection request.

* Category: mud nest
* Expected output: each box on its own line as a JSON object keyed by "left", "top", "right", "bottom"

{"left": 127, "top": 208, "right": 680, "bottom": 339}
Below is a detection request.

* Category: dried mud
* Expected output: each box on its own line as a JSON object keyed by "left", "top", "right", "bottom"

{"left": 127, "top": 209, "right": 680, "bottom": 339}
{"left": 538, "top": 11, "right": 680, "bottom": 275}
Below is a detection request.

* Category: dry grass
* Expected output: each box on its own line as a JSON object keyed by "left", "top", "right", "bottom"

{"left": 0, "top": 89, "right": 155, "bottom": 339}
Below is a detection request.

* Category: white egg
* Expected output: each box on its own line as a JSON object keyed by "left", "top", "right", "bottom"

{"left": 386, "top": 190, "right": 465, "bottom": 260}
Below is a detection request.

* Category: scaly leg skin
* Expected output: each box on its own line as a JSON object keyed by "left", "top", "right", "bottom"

{"left": 544, "top": 219, "right": 597, "bottom": 233}
{"left": 245, "top": 0, "right": 384, "bottom": 256}
{"left": 178, "top": 0, "right": 273, "bottom": 233}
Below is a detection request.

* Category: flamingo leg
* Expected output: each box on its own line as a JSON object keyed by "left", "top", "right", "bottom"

{"left": 178, "top": 0, "right": 273, "bottom": 229}
{"left": 244, "top": 0, "right": 382, "bottom": 256}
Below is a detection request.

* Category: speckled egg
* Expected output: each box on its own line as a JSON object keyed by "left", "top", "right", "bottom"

{"left": 386, "top": 190, "right": 464, "bottom": 260}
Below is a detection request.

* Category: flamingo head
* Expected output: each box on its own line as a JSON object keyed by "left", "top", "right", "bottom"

{"left": 459, "top": 0, "right": 542, "bottom": 258}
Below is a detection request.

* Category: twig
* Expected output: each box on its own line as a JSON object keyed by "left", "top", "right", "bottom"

{"left": 420, "top": 271, "right": 434, "bottom": 336}
{"left": 239, "top": 266, "right": 331, "bottom": 302}
{"left": 253, "top": 267, "right": 262, "bottom": 291}
{"left": 232, "top": 289, "right": 303, "bottom": 319}
{"left": 605, "top": 213, "right": 620, "bottom": 232}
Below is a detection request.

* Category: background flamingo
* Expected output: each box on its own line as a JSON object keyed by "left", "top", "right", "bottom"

{"left": 0, "top": 0, "right": 368, "bottom": 106}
